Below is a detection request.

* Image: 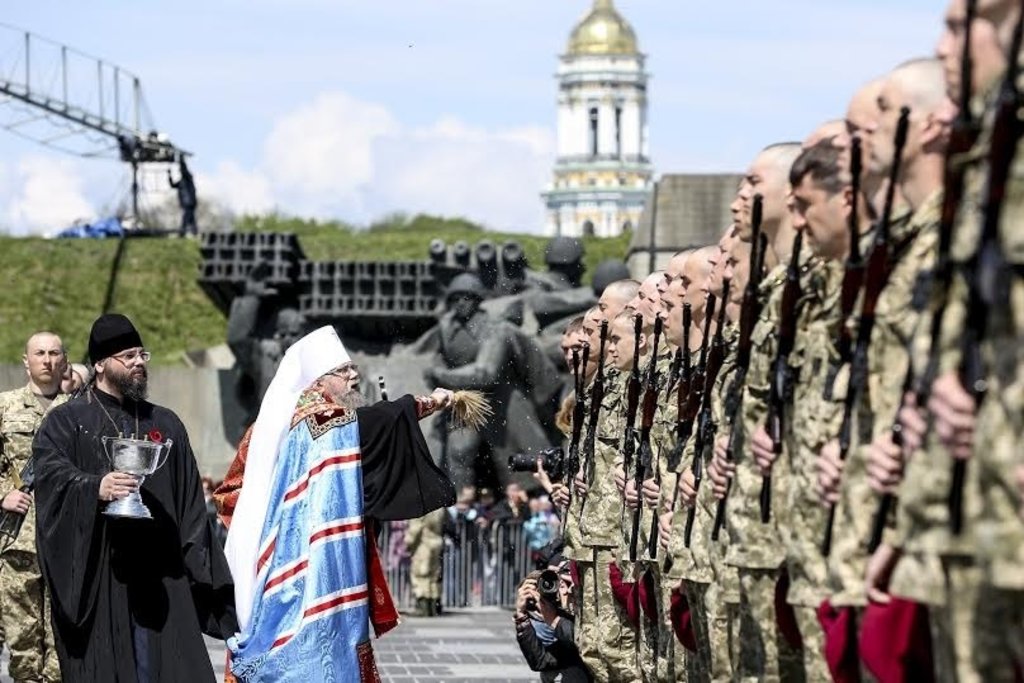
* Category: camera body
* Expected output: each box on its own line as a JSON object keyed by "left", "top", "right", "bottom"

{"left": 526, "top": 568, "right": 563, "bottom": 613}
{"left": 508, "top": 446, "right": 565, "bottom": 482}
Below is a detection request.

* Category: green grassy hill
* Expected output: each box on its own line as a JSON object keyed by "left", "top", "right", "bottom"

{"left": 0, "top": 214, "right": 629, "bottom": 364}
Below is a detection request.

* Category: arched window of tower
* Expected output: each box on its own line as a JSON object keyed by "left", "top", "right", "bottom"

{"left": 614, "top": 106, "right": 622, "bottom": 158}
{"left": 582, "top": 220, "right": 595, "bottom": 237}
{"left": 588, "top": 107, "right": 599, "bottom": 157}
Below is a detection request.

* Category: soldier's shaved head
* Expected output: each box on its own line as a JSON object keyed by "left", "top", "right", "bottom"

{"left": 598, "top": 279, "right": 640, "bottom": 321}
{"left": 731, "top": 142, "right": 801, "bottom": 243}
{"left": 888, "top": 58, "right": 948, "bottom": 113}
{"left": 666, "top": 249, "right": 693, "bottom": 281}
{"left": 25, "top": 331, "right": 64, "bottom": 356}
{"left": 868, "top": 57, "right": 950, "bottom": 192}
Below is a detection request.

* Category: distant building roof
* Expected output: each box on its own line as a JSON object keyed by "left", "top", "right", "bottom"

{"left": 626, "top": 173, "right": 742, "bottom": 277}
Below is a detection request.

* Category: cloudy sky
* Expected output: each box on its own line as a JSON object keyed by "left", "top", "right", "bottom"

{"left": 0, "top": 0, "right": 940, "bottom": 235}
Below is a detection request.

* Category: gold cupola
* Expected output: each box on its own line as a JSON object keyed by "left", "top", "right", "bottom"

{"left": 566, "top": 0, "right": 639, "bottom": 56}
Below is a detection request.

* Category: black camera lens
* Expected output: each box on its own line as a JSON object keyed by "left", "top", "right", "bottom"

{"left": 538, "top": 569, "right": 560, "bottom": 603}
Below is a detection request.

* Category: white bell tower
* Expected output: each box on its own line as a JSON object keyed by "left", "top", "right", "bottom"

{"left": 541, "top": 0, "right": 653, "bottom": 237}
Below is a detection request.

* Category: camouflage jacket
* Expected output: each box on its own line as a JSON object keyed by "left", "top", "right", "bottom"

{"left": 782, "top": 259, "right": 844, "bottom": 606}
{"left": 578, "top": 367, "right": 626, "bottom": 549}
{"left": 726, "top": 262, "right": 789, "bottom": 570}
{"left": 828, "top": 193, "right": 940, "bottom": 607}
{"left": 0, "top": 385, "right": 69, "bottom": 555}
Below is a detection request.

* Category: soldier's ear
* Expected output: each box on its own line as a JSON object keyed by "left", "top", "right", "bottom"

{"left": 919, "top": 112, "right": 944, "bottom": 151}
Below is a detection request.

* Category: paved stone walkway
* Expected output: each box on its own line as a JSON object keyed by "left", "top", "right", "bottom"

{"left": 2, "top": 608, "right": 537, "bottom": 682}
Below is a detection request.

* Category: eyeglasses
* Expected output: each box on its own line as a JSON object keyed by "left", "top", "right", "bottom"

{"left": 109, "top": 349, "right": 151, "bottom": 365}
{"left": 326, "top": 363, "right": 359, "bottom": 379}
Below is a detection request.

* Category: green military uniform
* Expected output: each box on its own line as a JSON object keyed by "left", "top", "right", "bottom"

{"left": 573, "top": 369, "right": 638, "bottom": 683}
{"left": 782, "top": 257, "right": 843, "bottom": 682}
{"left": 0, "top": 384, "right": 67, "bottom": 683}
{"left": 725, "top": 262, "right": 800, "bottom": 683}
{"left": 406, "top": 507, "right": 445, "bottom": 615}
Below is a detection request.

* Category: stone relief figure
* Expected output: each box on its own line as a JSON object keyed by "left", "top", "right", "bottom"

{"left": 419, "top": 273, "right": 560, "bottom": 492}
{"left": 226, "top": 263, "right": 307, "bottom": 424}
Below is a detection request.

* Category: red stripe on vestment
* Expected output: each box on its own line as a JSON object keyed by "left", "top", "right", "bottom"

{"left": 283, "top": 451, "right": 360, "bottom": 503}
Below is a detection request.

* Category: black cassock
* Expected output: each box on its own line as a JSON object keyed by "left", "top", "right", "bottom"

{"left": 33, "top": 388, "right": 237, "bottom": 682}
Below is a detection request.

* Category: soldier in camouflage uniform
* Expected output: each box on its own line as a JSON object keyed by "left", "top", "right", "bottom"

{"left": 783, "top": 139, "right": 873, "bottom": 681}
{"left": 0, "top": 331, "right": 69, "bottom": 683}
{"left": 673, "top": 236, "right": 747, "bottom": 683}
{"left": 888, "top": 3, "right": 1024, "bottom": 679}
{"left": 406, "top": 507, "right": 446, "bottom": 617}
{"left": 570, "top": 305, "right": 637, "bottom": 683}
{"left": 715, "top": 142, "right": 804, "bottom": 683}
{"left": 617, "top": 270, "right": 672, "bottom": 682}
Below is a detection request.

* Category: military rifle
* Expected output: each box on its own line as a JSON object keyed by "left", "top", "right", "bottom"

{"left": 760, "top": 230, "right": 804, "bottom": 523}
{"left": 619, "top": 315, "right": 645, "bottom": 530}
{"left": 660, "top": 304, "right": 693, "bottom": 571}
{"left": 950, "top": 6, "right": 1024, "bottom": 535}
{"left": 824, "top": 137, "right": 866, "bottom": 400}
{"left": 0, "top": 444, "right": 34, "bottom": 550}
{"left": 559, "top": 344, "right": 588, "bottom": 533}
{"left": 578, "top": 322, "right": 608, "bottom": 519}
{"left": 684, "top": 284, "right": 729, "bottom": 548}
{"left": 665, "top": 300, "right": 712, "bottom": 527}
{"left": 711, "top": 198, "right": 768, "bottom": 541}
{"left": 629, "top": 315, "right": 662, "bottom": 562}
{"left": 822, "top": 106, "right": 911, "bottom": 556}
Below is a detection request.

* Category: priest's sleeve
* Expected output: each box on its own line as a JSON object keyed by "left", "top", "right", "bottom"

{"left": 170, "top": 420, "right": 238, "bottom": 640}
{"left": 32, "top": 407, "right": 105, "bottom": 628}
{"left": 212, "top": 425, "right": 253, "bottom": 529}
{"left": 357, "top": 394, "right": 455, "bottom": 520}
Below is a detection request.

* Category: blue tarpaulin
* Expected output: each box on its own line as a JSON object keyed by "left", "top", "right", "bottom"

{"left": 57, "top": 216, "right": 124, "bottom": 238}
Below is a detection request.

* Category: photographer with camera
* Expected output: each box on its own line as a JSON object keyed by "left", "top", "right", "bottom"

{"left": 509, "top": 447, "right": 571, "bottom": 511}
{"left": 513, "top": 543, "right": 591, "bottom": 682}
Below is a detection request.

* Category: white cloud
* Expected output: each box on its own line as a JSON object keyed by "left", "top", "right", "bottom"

{"left": 200, "top": 90, "right": 555, "bottom": 231}
{"left": 196, "top": 160, "right": 275, "bottom": 216}
{"left": 2, "top": 157, "right": 95, "bottom": 236}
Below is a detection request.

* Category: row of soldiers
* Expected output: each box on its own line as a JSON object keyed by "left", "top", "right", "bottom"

{"left": 551, "top": 0, "right": 1024, "bottom": 680}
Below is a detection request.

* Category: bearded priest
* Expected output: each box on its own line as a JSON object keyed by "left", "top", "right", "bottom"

{"left": 214, "top": 326, "right": 457, "bottom": 682}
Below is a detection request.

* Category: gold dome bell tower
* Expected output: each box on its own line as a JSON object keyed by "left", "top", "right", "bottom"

{"left": 542, "top": 0, "right": 653, "bottom": 237}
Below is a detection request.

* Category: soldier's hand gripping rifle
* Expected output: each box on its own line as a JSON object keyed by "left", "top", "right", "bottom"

{"left": 950, "top": 6, "right": 1024, "bottom": 535}
{"left": 0, "top": 444, "right": 35, "bottom": 550}
{"left": 760, "top": 230, "right": 804, "bottom": 523}
{"left": 822, "top": 106, "right": 911, "bottom": 556}
{"left": 824, "top": 137, "right": 867, "bottom": 400}
{"left": 684, "top": 285, "right": 729, "bottom": 548}
{"left": 870, "top": 1, "right": 983, "bottom": 553}
{"left": 578, "top": 322, "right": 609, "bottom": 519}
{"left": 712, "top": 198, "right": 768, "bottom": 541}
{"left": 629, "top": 315, "right": 663, "bottom": 562}
{"left": 620, "top": 315, "right": 645, "bottom": 526}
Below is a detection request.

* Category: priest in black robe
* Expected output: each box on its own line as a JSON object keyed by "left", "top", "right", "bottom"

{"left": 32, "top": 314, "right": 237, "bottom": 682}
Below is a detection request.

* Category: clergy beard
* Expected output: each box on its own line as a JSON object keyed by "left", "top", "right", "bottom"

{"left": 108, "top": 364, "right": 149, "bottom": 402}
{"left": 335, "top": 389, "right": 368, "bottom": 411}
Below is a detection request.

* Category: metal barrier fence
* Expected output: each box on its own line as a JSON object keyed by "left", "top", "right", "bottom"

{"left": 378, "top": 518, "right": 535, "bottom": 610}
